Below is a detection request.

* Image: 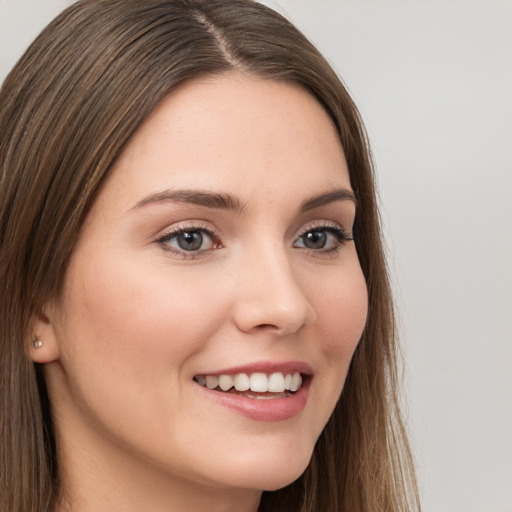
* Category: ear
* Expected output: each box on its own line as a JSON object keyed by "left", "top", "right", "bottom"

{"left": 27, "top": 309, "right": 61, "bottom": 364}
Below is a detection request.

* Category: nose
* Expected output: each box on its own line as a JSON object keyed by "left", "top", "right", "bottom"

{"left": 231, "top": 247, "right": 316, "bottom": 336}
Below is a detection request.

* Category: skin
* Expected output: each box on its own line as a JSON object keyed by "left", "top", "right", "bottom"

{"left": 32, "top": 73, "right": 368, "bottom": 512}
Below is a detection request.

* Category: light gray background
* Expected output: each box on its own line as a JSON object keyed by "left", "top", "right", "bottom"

{"left": 1, "top": 1, "right": 511, "bottom": 511}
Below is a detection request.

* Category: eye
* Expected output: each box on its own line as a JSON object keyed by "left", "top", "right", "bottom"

{"left": 294, "top": 224, "right": 352, "bottom": 252}
{"left": 157, "top": 225, "right": 220, "bottom": 256}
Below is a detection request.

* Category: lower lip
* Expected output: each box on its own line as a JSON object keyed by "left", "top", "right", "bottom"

{"left": 197, "top": 378, "right": 311, "bottom": 422}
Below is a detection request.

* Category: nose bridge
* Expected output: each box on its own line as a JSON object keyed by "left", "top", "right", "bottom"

{"left": 232, "top": 240, "right": 315, "bottom": 335}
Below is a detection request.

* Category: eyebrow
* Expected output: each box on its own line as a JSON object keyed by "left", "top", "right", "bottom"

{"left": 299, "top": 188, "right": 357, "bottom": 212}
{"left": 132, "top": 189, "right": 246, "bottom": 214}
{"left": 131, "top": 186, "right": 356, "bottom": 214}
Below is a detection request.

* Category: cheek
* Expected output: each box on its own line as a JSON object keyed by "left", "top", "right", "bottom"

{"left": 59, "top": 256, "right": 232, "bottom": 370}
{"left": 312, "top": 265, "right": 368, "bottom": 362}
{"left": 293, "top": 261, "right": 367, "bottom": 449}
{"left": 51, "top": 256, "right": 235, "bottom": 444}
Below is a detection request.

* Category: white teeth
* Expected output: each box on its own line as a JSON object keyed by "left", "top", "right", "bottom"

{"left": 234, "top": 373, "right": 250, "bottom": 392}
{"left": 290, "top": 372, "right": 302, "bottom": 392}
{"left": 268, "top": 372, "right": 286, "bottom": 393}
{"left": 196, "top": 371, "right": 304, "bottom": 394}
{"left": 218, "top": 374, "right": 234, "bottom": 391}
{"left": 249, "top": 372, "right": 268, "bottom": 392}
{"left": 205, "top": 375, "right": 219, "bottom": 389}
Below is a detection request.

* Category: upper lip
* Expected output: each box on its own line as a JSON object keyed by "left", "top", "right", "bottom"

{"left": 195, "top": 360, "right": 313, "bottom": 376}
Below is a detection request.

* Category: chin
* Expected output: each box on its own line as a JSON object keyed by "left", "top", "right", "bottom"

{"left": 216, "top": 445, "right": 313, "bottom": 492}
{"left": 258, "top": 467, "right": 307, "bottom": 492}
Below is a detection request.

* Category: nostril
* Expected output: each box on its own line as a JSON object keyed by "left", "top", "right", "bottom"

{"left": 255, "top": 323, "right": 279, "bottom": 330}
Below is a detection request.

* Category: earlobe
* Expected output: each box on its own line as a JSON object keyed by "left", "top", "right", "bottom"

{"left": 28, "top": 311, "right": 60, "bottom": 364}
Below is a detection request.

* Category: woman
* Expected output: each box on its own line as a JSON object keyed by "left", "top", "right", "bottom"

{"left": 0, "top": 0, "right": 419, "bottom": 511}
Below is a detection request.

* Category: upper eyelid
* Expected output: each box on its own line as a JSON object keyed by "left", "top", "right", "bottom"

{"left": 297, "top": 220, "right": 340, "bottom": 231}
{"left": 156, "top": 221, "right": 217, "bottom": 239}
{"left": 295, "top": 220, "right": 351, "bottom": 236}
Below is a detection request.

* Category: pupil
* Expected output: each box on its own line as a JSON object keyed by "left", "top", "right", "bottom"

{"left": 304, "top": 231, "right": 326, "bottom": 249}
{"left": 177, "top": 231, "right": 203, "bottom": 251}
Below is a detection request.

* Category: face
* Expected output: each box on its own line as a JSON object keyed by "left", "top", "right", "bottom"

{"left": 40, "top": 74, "right": 368, "bottom": 499}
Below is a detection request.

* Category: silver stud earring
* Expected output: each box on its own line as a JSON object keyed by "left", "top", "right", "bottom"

{"left": 32, "top": 336, "right": 43, "bottom": 349}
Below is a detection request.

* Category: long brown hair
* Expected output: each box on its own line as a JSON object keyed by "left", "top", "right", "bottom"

{"left": 0, "top": 1, "right": 419, "bottom": 510}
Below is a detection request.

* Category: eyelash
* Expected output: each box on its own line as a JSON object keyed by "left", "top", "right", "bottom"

{"left": 156, "top": 222, "right": 353, "bottom": 259}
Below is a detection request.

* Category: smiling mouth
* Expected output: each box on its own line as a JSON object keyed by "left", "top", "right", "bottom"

{"left": 193, "top": 371, "right": 304, "bottom": 399}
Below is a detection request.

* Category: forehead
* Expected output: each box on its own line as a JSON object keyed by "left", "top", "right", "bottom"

{"left": 101, "top": 73, "right": 350, "bottom": 211}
